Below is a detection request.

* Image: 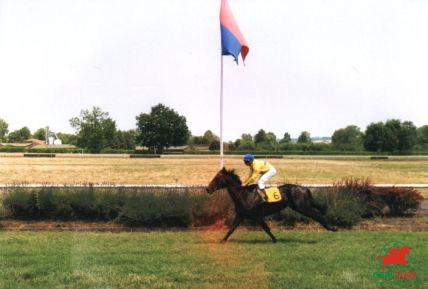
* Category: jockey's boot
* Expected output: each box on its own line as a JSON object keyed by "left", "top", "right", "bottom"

{"left": 257, "top": 188, "right": 268, "bottom": 202}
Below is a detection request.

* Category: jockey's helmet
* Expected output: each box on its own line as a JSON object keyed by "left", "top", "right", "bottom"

{"left": 243, "top": 154, "right": 254, "bottom": 165}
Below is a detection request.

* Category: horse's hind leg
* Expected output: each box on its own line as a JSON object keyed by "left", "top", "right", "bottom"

{"left": 295, "top": 206, "right": 337, "bottom": 232}
{"left": 221, "top": 215, "right": 242, "bottom": 243}
{"left": 310, "top": 198, "right": 327, "bottom": 215}
{"left": 289, "top": 187, "right": 337, "bottom": 231}
{"left": 255, "top": 217, "right": 277, "bottom": 243}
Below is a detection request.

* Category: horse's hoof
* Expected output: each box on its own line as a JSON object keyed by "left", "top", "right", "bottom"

{"left": 329, "top": 226, "right": 338, "bottom": 232}
{"left": 219, "top": 239, "right": 227, "bottom": 244}
{"left": 272, "top": 238, "right": 277, "bottom": 243}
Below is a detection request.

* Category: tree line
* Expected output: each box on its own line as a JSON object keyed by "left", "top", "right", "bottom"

{"left": 1, "top": 103, "right": 428, "bottom": 154}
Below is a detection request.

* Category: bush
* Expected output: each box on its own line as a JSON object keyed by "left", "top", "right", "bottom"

{"left": 271, "top": 188, "right": 365, "bottom": 228}
{"left": 188, "top": 190, "right": 233, "bottom": 226}
{"left": 1, "top": 181, "right": 423, "bottom": 228}
{"left": 332, "top": 178, "right": 423, "bottom": 217}
{"left": 117, "top": 189, "right": 191, "bottom": 227}
{"left": 0, "top": 146, "right": 27, "bottom": 153}
{"left": 1, "top": 186, "right": 233, "bottom": 227}
{"left": 314, "top": 188, "right": 366, "bottom": 227}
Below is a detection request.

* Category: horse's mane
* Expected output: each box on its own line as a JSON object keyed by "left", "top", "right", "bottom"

{"left": 223, "top": 168, "right": 242, "bottom": 186}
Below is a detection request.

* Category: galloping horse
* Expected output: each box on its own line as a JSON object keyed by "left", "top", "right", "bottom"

{"left": 206, "top": 168, "right": 337, "bottom": 243}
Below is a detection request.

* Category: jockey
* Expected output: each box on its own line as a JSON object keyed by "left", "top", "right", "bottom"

{"left": 242, "top": 154, "right": 277, "bottom": 201}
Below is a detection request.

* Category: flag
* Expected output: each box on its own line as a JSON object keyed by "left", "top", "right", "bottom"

{"left": 220, "top": 0, "right": 249, "bottom": 63}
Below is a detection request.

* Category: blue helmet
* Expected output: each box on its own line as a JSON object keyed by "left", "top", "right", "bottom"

{"left": 243, "top": 154, "right": 254, "bottom": 163}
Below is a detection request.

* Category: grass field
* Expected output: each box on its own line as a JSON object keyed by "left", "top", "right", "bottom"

{"left": 0, "top": 156, "right": 427, "bottom": 185}
{"left": 0, "top": 230, "right": 426, "bottom": 289}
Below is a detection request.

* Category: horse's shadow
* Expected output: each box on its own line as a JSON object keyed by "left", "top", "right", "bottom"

{"left": 229, "top": 238, "right": 318, "bottom": 245}
{"left": 198, "top": 237, "right": 318, "bottom": 245}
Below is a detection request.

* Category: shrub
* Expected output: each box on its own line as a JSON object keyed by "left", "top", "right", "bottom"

{"left": 1, "top": 186, "right": 234, "bottom": 227}
{"left": 1, "top": 181, "right": 423, "bottom": 228}
{"left": 188, "top": 190, "right": 233, "bottom": 226}
{"left": 314, "top": 188, "right": 365, "bottom": 227}
{"left": 272, "top": 188, "right": 365, "bottom": 228}
{"left": 333, "top": 178, "right": 423, "bottom": 217}
{"left": 117, "top": 189, "right": 191, "bottom": 227}
{"left": 2, "top": 188, "right": 37, "bottom": 218}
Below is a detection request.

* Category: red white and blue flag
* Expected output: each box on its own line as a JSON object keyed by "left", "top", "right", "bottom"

{"left": 220, "top": 0, "right": 249, "bottom": 63}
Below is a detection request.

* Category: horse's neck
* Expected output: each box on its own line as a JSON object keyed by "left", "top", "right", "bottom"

{"left": 222, "top": 174, "right": 244, "bottom": 205}
{"left": 226, "top": 186, "right": 245, "bottom": 206}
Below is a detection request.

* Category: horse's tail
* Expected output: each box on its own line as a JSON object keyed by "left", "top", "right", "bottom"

{"left": 303, "top": 186, "right": 328, "bottom": 215}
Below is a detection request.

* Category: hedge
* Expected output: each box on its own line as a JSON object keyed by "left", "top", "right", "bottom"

{"left": 0, "top": 181, "right": 423, "bottom": 228}
{"left": 0, "top": 186, "right": 233, "bottom": 227}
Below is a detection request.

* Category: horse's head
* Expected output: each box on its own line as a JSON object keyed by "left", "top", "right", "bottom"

{"left": 400, "top": 246, "right": 410, "bottom": 255}
{"left": 206, "top": 167, "right": 242, "bottom": 194}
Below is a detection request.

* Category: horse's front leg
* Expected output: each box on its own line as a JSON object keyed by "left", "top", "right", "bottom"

{"left": 221, "top": 215, "right": 242, "bottom": 243}
{"left": 255, "top": 217, "right": 277, "bottom": 243}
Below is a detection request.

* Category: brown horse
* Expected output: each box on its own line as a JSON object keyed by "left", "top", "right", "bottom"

{"left": 206, "top": 168, "right": 337, "bottom": 243}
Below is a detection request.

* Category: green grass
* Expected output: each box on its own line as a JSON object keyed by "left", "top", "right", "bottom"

{"left": 0, "top": 230, "right": 426, "bottom": 289}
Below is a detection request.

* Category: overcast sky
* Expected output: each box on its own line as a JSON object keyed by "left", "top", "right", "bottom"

{"left": 0, "top": 0, "right": 427, "bottom": 141}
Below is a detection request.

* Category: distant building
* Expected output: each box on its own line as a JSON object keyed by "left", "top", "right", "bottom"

{"left": 47, "top": 131, "right": 62, "bottom": 145}
{"left": 311, "top": 137, "right": 332, "bottom": 144}
{"left": 24, "top": 139, "right": 46, "bottom": 146}
{"left": 290, "top": 137, "right": 332, "bottom": 144}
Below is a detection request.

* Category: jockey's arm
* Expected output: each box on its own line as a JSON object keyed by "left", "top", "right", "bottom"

{"left": 243, "top": 170, "right": 260, "bottom": 186}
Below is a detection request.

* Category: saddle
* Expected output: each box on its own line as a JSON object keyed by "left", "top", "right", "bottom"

{"left": 241, "top": 185, "right": 283, "bottom": 210}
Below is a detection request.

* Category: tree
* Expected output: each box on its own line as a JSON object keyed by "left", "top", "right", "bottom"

{"left": 114, "top": 130, "right": 136, "bottom": 150}
{"left": 202, "top": 130, "right": 219, "bottom": 144}
{"left": 253, "top": 129, "right": 277, "bottom": 150}
{"left": 0, "top": 118, "right": 8, "bottom": 142}
{"left": 237, "top": 133, "right": 255, "bottom": 150}
{"left": 57, "top": 132, "right": 78, "bottom": 146}
{"left": 297, "top": 131, "right": 311, "bottom": 144}
{"left": 363, "top": 122, "right": 385, "bottom": 152}
{"left": 188, "top": 136, "right": 205, "bottom": 145}
{"left": 33, "top": 128, "right": 47, "bottom": 141}
{"left": 69, "top": 107, "right": 117, "bottom": 153}
{"left": 209, "top": 140, "right": 220, "bottom": 150}
{"left": 279, "top": 132, "right": 291, "bottom": 144}
{"left": 417, "top": 125, "right": 428, "bottom": 146}
{"left": 136, "top": 103, "right": 190, "bottom": 154}
{"left": 265, "top": 132, "right": 278, "bottom": 150}
{"left": 8, "top": 127, "right": 31, "bottom": 142}
{"left": 228, "top": 140, "right": 239, "bottom": 151}
{"left": 254, "top": 129, "right": 267, "bottom": 144}
{"left": 363, "top": 119, "right": 417, "bottom": 152}
{"left": 332, "top": 125, "right": 363, "bottom": 150}
{"left": 383, "top": 119, "right": 401, "bottom": 152}
{"left": 397, "top": 121, "right": 417, "bottom": 152}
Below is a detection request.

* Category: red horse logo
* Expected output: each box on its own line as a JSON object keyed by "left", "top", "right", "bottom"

{"left": 377, "top": 246, "right": 410, "bottom": 271}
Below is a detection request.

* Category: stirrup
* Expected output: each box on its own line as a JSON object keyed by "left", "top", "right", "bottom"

{"left": 257, "top": 188, "right": 268, "bottom": 202}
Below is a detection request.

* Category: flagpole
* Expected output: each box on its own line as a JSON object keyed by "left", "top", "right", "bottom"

{"left": 220, "top": 54, "right": 224, "bottom": 169}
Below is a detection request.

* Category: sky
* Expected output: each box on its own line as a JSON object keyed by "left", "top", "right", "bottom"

{"left": 0, "top": 0, "right": 427, "bottom": 141}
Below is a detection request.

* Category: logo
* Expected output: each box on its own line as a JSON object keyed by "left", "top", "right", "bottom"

{"left": 371, "top": 240, "right": 422, "bottom": 285}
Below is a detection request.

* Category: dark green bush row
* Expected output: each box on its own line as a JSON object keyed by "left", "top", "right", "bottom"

{"left": 332, "top": 178, "right": 423, "bottom": 217}
{"left": 269, "top": 187, "right": 366, "bottom": 228}
{"left": 0, "top": 186, "right": 234, "bottom": 227}
{"left": 0, "top": 181, "right": 423, "bottom": 228}
{"left": 276, "top": 182, "right": 422, "bottom": 228}
{"left": 0, "top": 147, "right": 27, "bottom": 152}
